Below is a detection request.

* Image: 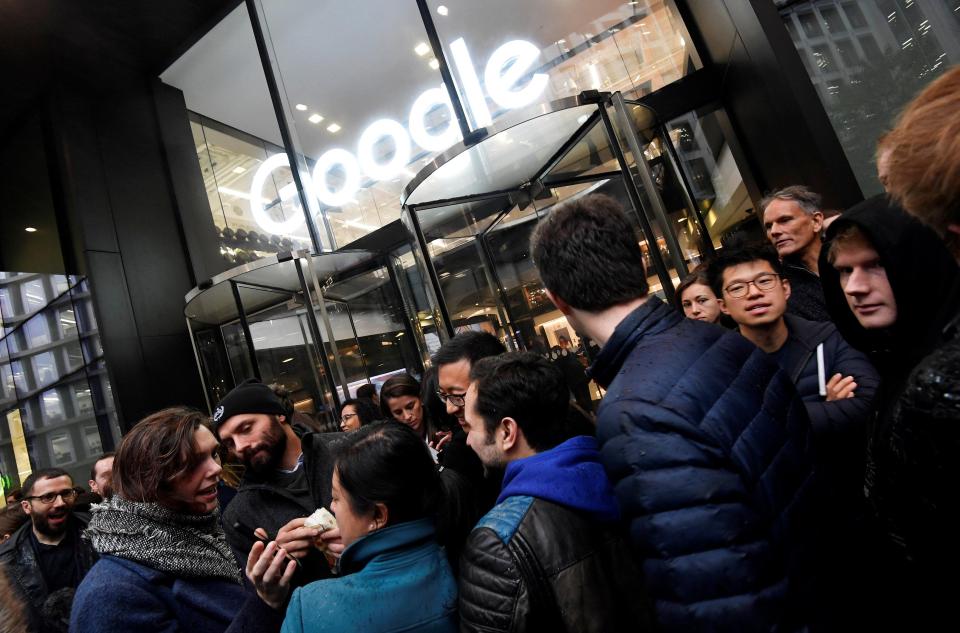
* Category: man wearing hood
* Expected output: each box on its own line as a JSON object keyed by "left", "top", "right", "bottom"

{"left": 820, "top": 194, "right": 958, "bottom": 625}
{"left": 458, "top": 352, "right": 652, "bottom": 633}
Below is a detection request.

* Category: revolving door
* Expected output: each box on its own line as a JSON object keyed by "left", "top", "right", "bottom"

{"left": 399, "top": 91, "right": 720, "bottom": 408}
{"left": 184, "top": 249, "right": 422, "bottom": 427}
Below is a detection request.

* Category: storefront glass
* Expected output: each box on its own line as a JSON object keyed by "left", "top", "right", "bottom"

{"left": 779, "top": 0, "right": 960, "bottom": 196}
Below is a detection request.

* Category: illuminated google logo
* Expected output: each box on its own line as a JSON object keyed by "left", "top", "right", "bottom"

{"left": 249, "top": 38, "right": 549, "bottom": 235}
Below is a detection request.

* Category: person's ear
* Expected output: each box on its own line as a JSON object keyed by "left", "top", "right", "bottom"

{"left": 20, "top": 500, "right": 31, "bottom": 516}
{"left": 718, "top": 297, "right": 731, "bottom": 316}
{"left": 812, "top": 211, "right": 824, "bottom": 232}
{"left": 370, "top": 502, "right": 389, "bottom": 532}
{"left": 500, "top": 417, "right": 520, "bottom": 452}
{"left": 88, "top": 480, "right": 97, "bottom": 492}
{"left": 545, "top": 289, "right": 572, "bottom": 316}
{"left": 277, "top": 414, "right": 287, "bottom": 426}
{"left": 782, "top": 277, "right": 792, "bottom": 301}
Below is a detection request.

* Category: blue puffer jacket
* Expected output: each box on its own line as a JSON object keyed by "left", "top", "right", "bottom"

{"left": 281, "top": 518, "right": 457, "bottom": 633}
{"left": 589, "top": 298, "right": 818, "bottom": 632}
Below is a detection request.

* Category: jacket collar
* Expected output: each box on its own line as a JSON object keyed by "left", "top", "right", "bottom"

{"left": 338, "top": 518, "right": 436, "bottom": 574}
{"left": 588, "top": 297, "right": 680, "bottom": 388}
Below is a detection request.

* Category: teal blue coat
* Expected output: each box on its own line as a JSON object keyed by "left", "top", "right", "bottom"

{"left": 281, "top": 518, "right": 457, "bottom": 633}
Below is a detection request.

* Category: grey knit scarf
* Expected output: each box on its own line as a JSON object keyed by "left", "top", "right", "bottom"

{"left": 85, "top": 496, "right": 242, "bottom": 584}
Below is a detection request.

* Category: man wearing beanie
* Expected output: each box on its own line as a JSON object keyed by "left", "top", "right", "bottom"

{"left": 214, "top": 379, "right": 342, "bottom": 584}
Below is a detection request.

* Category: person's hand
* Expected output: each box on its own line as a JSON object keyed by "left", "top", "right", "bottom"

{"left": 825, "top": 373, "right": 857, "bottom": 401}
{"left": 319, "top": 527, "right": 345, "bottom": 559}
{"left": 246, "top": 540, "right": 296, "bottom": 610}
{"left": 429, "top": 431, "right": 453, "bottom": 452}
{"left": 255, "top": 517, "right": 319, "bottom": 559}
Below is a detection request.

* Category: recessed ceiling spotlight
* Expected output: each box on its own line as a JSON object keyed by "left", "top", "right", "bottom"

{"left": 295, "top": 103, "right": 308, "bottom": 111}
{"left": 232, "top": 166, "right": 246, "bottom": 174}
{"left": 308, "top": 113, "right": 324, "bottom": 124}
{"left": 429, "top": 58, "right": 440, "bottom": 70}
{"left": 414, "top": 42, "right": 430, "bottom": 56}
{"left": 437, "top": 5, "right": 448, "bottom": 15}
{"left": 25, "top": 227, "right": 37, "bottom": 233}
{"left": 327, "top": 123, "right": 341, "bottom": 133}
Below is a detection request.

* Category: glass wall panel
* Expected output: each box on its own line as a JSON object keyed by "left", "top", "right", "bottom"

{"left": 0, "top": 272, "right": 120, "bottom": 495}
{"left": 428, "top": 0, "right": 700, "bottom": 128}
{"left": 259, "top": 0, "right": 461, "bottom": 248}
{"left": 161, "top": 3, "right": 305, "bottom": 273}
{"left": 780, "top": 0, "right": 960, "bottom": 195}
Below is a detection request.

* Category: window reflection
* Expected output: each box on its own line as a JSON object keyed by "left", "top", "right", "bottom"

{"left": 42, "top": 389, "right": 65, "bottom": 422}
{"left": 20, "top": 279, "right": 46, "bottom": 314}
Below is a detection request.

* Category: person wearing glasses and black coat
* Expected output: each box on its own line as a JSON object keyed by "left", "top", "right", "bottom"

{"left": 0, "top": 468, "right": 97, "bottom": 632}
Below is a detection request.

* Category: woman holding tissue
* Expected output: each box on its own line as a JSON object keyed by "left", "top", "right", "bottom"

{"left": 277, "top": 422, "right": 457, "bottom": 633}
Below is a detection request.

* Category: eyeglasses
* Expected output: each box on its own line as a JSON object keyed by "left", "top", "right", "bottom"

{"left": 340, "top": 413, "right": 357, "bottom": 424}
{"left": 723, "top": 273, "right": 781, "bottom": 299}
{"left": 24, "top": 488, "right": 78, "bottom": 505}
{"left": 436, "top": 391, "right": 466, "bottom": 408}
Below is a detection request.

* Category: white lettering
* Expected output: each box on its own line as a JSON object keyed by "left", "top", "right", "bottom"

{"left": 358, "top": 119, "right": 411, "bottom": 181}
{"left": 484, "top": 40, "right": 549, "bottom": 110}
{"left": 409, "top": 87, "right": 462, "bottom": 152}
{"left": 248, "top": 153, "right": 305, "bottom": 234}
{"left": 449, "top": 38, "right": 492, "bottom": 128}
{"left": 311, "top": 149, "right": 361, "bottom": 207}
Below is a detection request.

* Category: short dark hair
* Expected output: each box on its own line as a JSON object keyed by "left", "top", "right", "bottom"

{"left": 675, "top": 264, "right": 711, "bottom": 311}
{"left": 335, "top": 422, "right": 440, "bottom": 526}
{"left": 0, "top": 504, "right": 27, "bottom": 537}
{"left": 431, "top": 331, "right": 506, "bottom": 369}
{"left": 356, "top": 384, "right": 377, "bottom": 400}
{"left": 340, "top": 398, "right": 381, "bottom": 427}
{"left": 90, "top": 452, "right": 116, "bottom": 482}
{"left": 21, "top": 468, "right": 72, "bottom": 498}
{"left": 530, "top": 194, "right": 648, "bottom": 311}
{"left": 706, "top": 245, "right": 783, "bottom": 297}
{"left": 469, "top": 352, "right": 572, "bottom": 452}
{"left": 114, "top": 407, "right": 209, "bottom": 503}
{"left": 379, "top": 374, "right": 422, "bottom": 419}
{"left": 759, "top": 185, "right": 823, "bottom": 216}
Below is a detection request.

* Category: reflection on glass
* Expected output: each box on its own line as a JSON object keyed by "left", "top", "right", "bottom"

{"left": 20, "top": 279, "right": 46, "bottom": 314}
{"left": 31, "top": 352, "right": 58, "bottom": 389}
{"left": 781, "top": 0, "right": 960, "bottom": 195}
{"left": 23, "top": 315, "right": 51, "bottom": 347}
{"left": 83, "top": 424, "right": 102, "bottom": 455}
{"left": 41, "top": 389, "right": 65, "bottom": 422}
{"left": 49, "top": 431, "right": 75, "bottom": 466}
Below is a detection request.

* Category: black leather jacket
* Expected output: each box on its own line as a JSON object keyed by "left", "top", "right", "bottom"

{"left": 0, "top": 513, "right": 97, "bottom": 632}
{"left": 458, "top": 495, "right": 654, "bottom": 633}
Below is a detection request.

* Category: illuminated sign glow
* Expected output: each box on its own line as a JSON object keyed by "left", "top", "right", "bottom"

{"left": 250, "top": 38, "right": 549, "bottom": 235}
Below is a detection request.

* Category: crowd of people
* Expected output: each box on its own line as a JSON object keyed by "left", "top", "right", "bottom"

{"left": 0, "top": 67, "right": 957, "bottom": 633}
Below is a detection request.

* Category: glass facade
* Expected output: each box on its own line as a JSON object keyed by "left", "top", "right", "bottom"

{"left": 0, "top": 272, "right": 120, "bottom": 499}
{"left": 779, "top": 0, "right": 960, "bottom": 196}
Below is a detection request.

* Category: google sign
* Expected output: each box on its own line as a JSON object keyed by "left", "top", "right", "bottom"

{"left": 249, "top": 38, "right": 549, "bottom": 235}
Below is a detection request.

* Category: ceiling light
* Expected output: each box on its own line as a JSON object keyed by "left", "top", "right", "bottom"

{"left": 429, "top": 58, "right": 440, "bottom": 70}
{"left": 25, "top": 227, "right": 37, "bottom": 233}
{"left": 232, "top": 166, "right": 246, "bottom": 174}
{"left": 326, "top": 123, "right": 341, "bottom": 133}
{"left": 282, "top": 357, "right": 294, "bottom": 363}
{"left": 437, "top": 5, "right": 448, "bottom": 16}
{"left": 295, "top": 103, "right": 308, "bottom": 111}
{"left": 414, "top": 42, "right": 430, "bottom": 56}
{"left": 308, "top": 113, "right": 324, "bottom": 124}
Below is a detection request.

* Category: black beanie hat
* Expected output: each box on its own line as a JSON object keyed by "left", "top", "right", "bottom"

{"left": 212, "top": 379, "right": 286, "bottom": 430}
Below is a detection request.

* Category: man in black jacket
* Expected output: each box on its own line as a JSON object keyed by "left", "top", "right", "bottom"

{"left": 458, "top": 352, "right": 652, "bottom": 633}
{"left": 0, "top": 468, "right": 97, "bottom": 632}
{"left": 530, "top": 194, "right": 818, "bottom": 631}
{"left": 762, "top": 185, "right": 831, "bottom": 321}
{"left": 214, "top": 379, "right": 342, "bottom": 584}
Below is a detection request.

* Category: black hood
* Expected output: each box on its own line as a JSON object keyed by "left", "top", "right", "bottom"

{"left": 819, "top": 194, "right": 958, "bottom": 376}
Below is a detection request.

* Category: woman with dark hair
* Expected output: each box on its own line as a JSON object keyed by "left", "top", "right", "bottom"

{"left": 279, "top": 422, "right": 457, "bottom": 633}
{"left": 338, "top": 398, "right": 382, "bottom": 432}
{"left": 379, "top": 374, "right": 430, "bottom": 441}
{"left": 71, "top": 407, "right": 292, "bottom": 633}
{"left": 676, "top": 265, "right": 723, "bottom": 324}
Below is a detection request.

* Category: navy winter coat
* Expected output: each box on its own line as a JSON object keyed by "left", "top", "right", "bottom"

{"left": 589, "top": 298, "right": 818, "bottom": 632}
{"left": 70, "top": 555, "right": 283, "bottom": 633}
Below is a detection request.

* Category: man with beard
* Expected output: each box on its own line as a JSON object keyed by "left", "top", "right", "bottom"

{"left": 215, "top": 379, "right": 342, "bottom": 584}
{"left": 87, "top": 453, "right": 114, "bottom": 500}
{"left": 458, "top": 353, "right": 653, "bottom": 632}
{"left": 0, "top": 468, "right": 97, "bottom": 632}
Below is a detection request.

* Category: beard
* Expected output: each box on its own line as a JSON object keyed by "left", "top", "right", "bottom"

{"left": 32, "top": 508, "right": 70, "bottom": 538}
{"left": 241, "top": 423, "right": 287, "bottom": 474}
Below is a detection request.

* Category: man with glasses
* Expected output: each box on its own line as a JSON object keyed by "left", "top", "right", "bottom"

{"left": 0, "top": 467, "right": 97, "bottom": 632}
{"left": 708, "top": 245, "right": 879, "bottom": 629}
